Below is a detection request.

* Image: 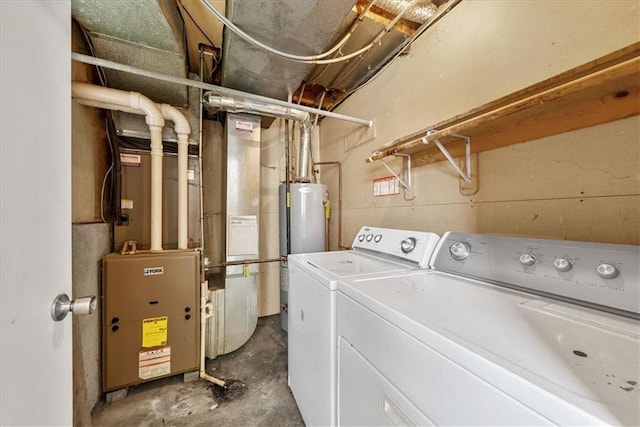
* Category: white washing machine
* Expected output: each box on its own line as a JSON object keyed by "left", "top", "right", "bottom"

{"left": 287, "top": 226, "right": 440, "bottom": 427}
{"left": 336, "top": 232, "right": 640, "bottom": 426}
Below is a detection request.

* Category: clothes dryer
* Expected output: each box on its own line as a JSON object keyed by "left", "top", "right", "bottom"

{"left": 336, "top": 232, "right": 639, "bottom": 426}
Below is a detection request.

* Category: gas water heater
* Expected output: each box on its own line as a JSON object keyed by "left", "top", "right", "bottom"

{"left": 279, "top": 182, "right": 327, "bottom": 330}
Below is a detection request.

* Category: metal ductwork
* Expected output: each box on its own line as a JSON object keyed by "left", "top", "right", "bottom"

{"left": 298, "top": 123, "right": 313, "bottom": 182}
{"left": 72, "top": 0, "right": 189, "bottom": 107}
{"left": 203, "top": 94, "right": 310, "bottom": 122}
{"left": 220, "top": 0, "right": 359, "bottom": 102}
{"left": 375, "top": 0, "right": 439, "bottom": 24}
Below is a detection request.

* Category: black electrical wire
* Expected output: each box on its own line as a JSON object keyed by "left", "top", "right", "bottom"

{"left": 106, "top": 117, "right": 123, "bottom": 225}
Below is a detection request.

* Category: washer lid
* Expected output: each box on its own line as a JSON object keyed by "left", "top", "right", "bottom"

{"left": 289, "top": 251, "right": 415, "bottom": 289}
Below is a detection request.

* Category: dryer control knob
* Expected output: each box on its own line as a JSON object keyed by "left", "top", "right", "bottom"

{"left": 358, "top": 234, "right": 365, "bottom": 242}
{"left": 401, "top": 237, "right": 416, "bottom": 254}
{"left": 519, "top": 253, "right": 536, "bottom": 267}
{"left": 449, "top": 241, "right": 470, "bottom": 261}
{"left": 553, "top": 258, "right": 573, "bottom": 272}
{"left": 366, "top": 234, "right": 373, "bottom": 242}
{"left": 596, "top": 263, "right": 619, "bottom": 279}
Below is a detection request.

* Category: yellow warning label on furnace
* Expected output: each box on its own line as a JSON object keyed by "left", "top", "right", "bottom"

{"left": 142, "top": 316, "right": 168, "bottom": 348}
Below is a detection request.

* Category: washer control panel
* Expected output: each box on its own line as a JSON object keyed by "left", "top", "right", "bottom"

{"left": 432, "top": 232, "right": 640, "bottom": 318}
{"left": 352, "top": 226, "right": 440, "bottom": 268}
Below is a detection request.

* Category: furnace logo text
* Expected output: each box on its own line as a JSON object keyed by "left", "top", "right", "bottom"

{"left": 143, "top": 267, "right": 164, "bottom": 276}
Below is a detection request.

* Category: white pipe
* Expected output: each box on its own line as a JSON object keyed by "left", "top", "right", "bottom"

{"left": 71, "top": 53, "right": 373, "bottom": 128}
{"left": 72, "top": 82, "right": 165, "bottom": 251}
{"left": 199, "top": 281, "right": 225, "bottom": 387}
{"left": 77, "top": 95, "right": 192, "bottom": 249}
{"left": 204, "top": 94, "right": 310, "bottom": 123}
{"left": 159, "top": 104, "right": 190, "bottom": 250}
{"left": 75, "top": 99, "right": 141, "bottom": 115}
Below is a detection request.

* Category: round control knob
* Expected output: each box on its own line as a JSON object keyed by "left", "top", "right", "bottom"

{"left": 401, "top": 237, "right": 416, "bottom": 254}
{"left": 358, "top": 234, "right": 365, "bottom": 242}
{"left": 597, "top": 263, "right": 619, "bottom": 279}
{"left": 366, "top": 234, "right": 373, "bottom": 242}
{"left": 449, "top": 241, "right": 471, "bottom": 261}
{"left": 374, "top": 234, "right": 382, "bottom": 243}
{"left": 553, "top": 258, "right": 573, "bottom": 272}
{"left": 519, "top": 253, "right": 536, "bottom": 267}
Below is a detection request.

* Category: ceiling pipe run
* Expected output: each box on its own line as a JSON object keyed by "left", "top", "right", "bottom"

{"left": 72, "top": 82, "right": 165, "bottom": 251}
{"left": 72, "top": 53, "right": 373, "bottom": 128}
{"left": 203, "top": 94, "right": 310, "bottom": 122}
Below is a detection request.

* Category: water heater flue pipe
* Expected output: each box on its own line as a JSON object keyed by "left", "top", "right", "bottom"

{"left": 298, "top": 123, "right": 312, "bottom": 181}
{"left": 71, "top": 82, "right": 165, "bottom": 251}
{"left": 203, "top": 94, "right": 310, "bottom": 122}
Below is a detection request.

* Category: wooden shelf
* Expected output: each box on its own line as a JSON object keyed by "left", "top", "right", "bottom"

{"left": 367, "top": 42, "right": 640, "bottom": 168}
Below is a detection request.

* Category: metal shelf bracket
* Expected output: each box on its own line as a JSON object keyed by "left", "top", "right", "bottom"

{"left": 422, "top": 132, "right": 472, "bottom": 183}
{"left": 374, "top": 152, "right": 412, "bottom": 190}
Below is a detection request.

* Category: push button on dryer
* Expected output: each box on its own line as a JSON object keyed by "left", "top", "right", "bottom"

{"left": 449, "top": 241, "right": 470, "bottom": 261}
{"left": 553, "top": 258, "right": 572, "bottom": 272}
{"left": 519, "top": 253, "right": 536, "bottom": 267}
{"left": 597, "top": 263, "right": 619, "bottom": 279}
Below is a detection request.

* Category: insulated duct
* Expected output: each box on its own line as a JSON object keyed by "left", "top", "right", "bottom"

{"left": 203, "top": 94, "right": 310, "bottom": 122}
{"left": 298, "top": 123, "right": 312, "bottom": 181}
{"left": 375, "top": 0, "right": 438, "bottom": 24}
{"left": 203, "top": 93, "right": 317, "bottom": 181}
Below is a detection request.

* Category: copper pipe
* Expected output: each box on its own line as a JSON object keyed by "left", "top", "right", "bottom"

{"left": 208, "top": 257, "right": 285, "bottom": 269}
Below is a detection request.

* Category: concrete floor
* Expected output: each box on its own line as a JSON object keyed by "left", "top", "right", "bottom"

{"left": 92, "top": 315, "right": 304, "bottom": 426}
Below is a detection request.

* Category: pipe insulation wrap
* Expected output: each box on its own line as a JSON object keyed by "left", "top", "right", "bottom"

{"left": 204, "top": 94, "right": 310, "bottom": 122}
{"left": 298, "top": 123, "right": 312, "bottom": 180}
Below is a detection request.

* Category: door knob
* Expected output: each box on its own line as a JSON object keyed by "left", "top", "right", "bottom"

{"left": 51, "top": 294, "right": 97, "bottom": 321}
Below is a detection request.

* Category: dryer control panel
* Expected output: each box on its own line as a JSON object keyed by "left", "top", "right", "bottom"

{"left": 431, "top": 232, "right": 640, "bottom": 319}
{"left": 353, "top": 226, "right": 440, "bottom": 269}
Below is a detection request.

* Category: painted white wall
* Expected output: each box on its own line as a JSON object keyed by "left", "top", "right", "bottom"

{"left": 0, "top": 1, "right": 72, "bottom": 425}
{"left": 318, "top": 0, "right": 640, "bottom": 245}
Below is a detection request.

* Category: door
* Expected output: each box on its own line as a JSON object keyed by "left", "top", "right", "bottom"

{"left": 0, "top": 1, "right": 72, "bottom": 425}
